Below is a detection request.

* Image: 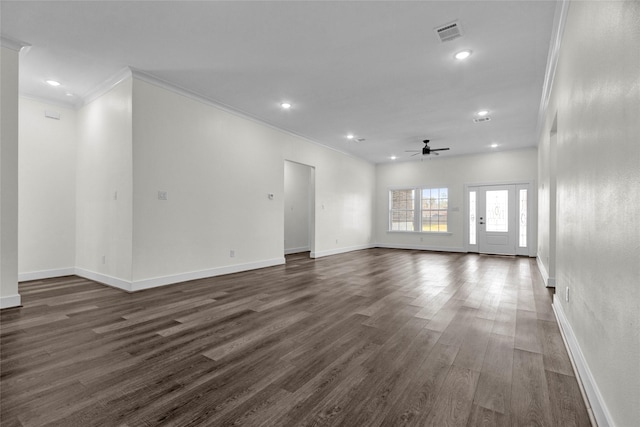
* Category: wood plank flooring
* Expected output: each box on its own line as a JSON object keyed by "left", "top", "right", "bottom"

{"left": 0, "top": 249, "right": 591, "bottom": 426}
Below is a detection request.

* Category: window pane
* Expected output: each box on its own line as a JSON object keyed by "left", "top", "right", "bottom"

{"left": 469, "top": 191, "right": 476, "bottom": 245}
{"left": 391, "top": 189, "right": 414, "bottom": 209}
{"left": 419, "top": 187, "right": 448, "bottom": 233}
{"left": 422, "top": 213, "right": 432, "bottom": 231}
{"left": 390, "top": 189, "right": 416, "bottom": 231}
{"left": 519, "top": 189, "right": 527, "bottom": 247}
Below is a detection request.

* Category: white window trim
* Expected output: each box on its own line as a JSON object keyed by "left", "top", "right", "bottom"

{"left": 388, "top": 186, "right": 450, "bottom": 233}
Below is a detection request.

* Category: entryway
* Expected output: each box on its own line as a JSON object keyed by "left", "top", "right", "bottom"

{"left": 465, "top": 183, "right": 531, "bottom": 256}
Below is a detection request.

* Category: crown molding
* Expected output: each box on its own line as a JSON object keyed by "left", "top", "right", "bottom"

{"left": 535, "top": 0, "right": 570, "bottom": 143}
{"left": 79, "top": 67, "right": 132, "bottom": 108}
{"left": 19, "top": 92, "right": 77, "bottom": 110}
{"left": 74, "top": 66, "right": 368, "bottom": 165}
{"left": 129, "top": 67, "right": 367, "bottom": 164}
{"left": 0, "top": 35, "right": 30, "bottom": 51}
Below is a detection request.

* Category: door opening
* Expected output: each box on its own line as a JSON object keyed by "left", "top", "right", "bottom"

{"left": 284, "top": 161, "right": 315, "bottom": 259}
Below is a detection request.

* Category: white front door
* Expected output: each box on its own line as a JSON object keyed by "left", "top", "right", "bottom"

{"left": 467, "top": 184, "right": 530, "bottom": 256}
{"left": 477, "top": 185, "right": 516, "bottom": 255}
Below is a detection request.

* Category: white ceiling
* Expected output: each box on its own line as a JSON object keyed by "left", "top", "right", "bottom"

{"left": 1, "top": 1, "right": 556, "bottom": 164}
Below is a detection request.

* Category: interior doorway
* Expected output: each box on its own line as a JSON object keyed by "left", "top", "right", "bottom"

{"left": 284, "top": 161, "right": 315, "bottom": 258}
{"left": 466, "top": 182, "right": 531, "bottom": 256}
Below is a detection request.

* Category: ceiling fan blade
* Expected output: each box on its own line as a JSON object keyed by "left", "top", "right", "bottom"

{"left": 433, "top": 151, "right": 439, "bottom": 156}
{"left": 410, "top": 152, "right": 420, "bottom": 157}
{"left": 405, "top": 150, "right": 420, "bottom": 152}
{"left": 431, "top": 147, "right": 450, "bottom": 151}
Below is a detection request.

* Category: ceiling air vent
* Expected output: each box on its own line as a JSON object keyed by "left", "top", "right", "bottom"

{"left": 473, "top": 117, "right": 492, "bottom": 123}
{"left": 435, "top": 21, "right": 463, "bottom": 43}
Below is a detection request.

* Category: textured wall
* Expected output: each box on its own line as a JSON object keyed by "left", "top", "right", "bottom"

{"left": 539, "top": 1, "right": 640, "bottom": 425}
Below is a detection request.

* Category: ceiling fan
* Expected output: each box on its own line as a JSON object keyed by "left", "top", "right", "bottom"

{"left": 405, "top": 140, "right": 450, "bottom": 157}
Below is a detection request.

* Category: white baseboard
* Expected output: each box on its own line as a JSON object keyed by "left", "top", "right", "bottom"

{"left": 74, "top": 258, "right": 286, "bottom": 292}
{"left": 130, "top": 257, "right": 285, "bottom": 292}
{"left": 374, "top": 243, "right": 466, "bottom": 253}
{"left": 19, "top": 267, "right": 75, "bottom": 282}
{"left": 552, "top": 295, "right": 613, "bottom": 427}
{"left": 284, "top": 247, "right": 310, "bottom": 255}
{"left": 0, "top": 294, "right": 21, "bottom": 309}
{"left": 311, "top": 244, "right": 374, "bottom": 259}
{"left": 74, "top": 268, "right": 134, "bottom": 292}
{"left": 536, "top": 256, "right": 556, "bottom": 288}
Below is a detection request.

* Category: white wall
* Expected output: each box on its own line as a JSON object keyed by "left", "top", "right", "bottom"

{"left": 282, "top": 136, "right": 375, "bottom": 258}
{"left": 538, "top": 1, "right": 640, "bottom": 426}
{"left": 537, "top": 128, "right": 551, "bottom": 278}
{"left": 5, "top": 70, "right": 374, "bottom": 292}
{"left": 131, "top": 77, "right": 284, "bottom": 283}
{"left": 76, "top": 77, "right": 133, "bottom": 285}
{"left": 537, "top": 124, "right": 558, "bottom": 286}
{"left": 284, "top": 161, "right": 311, "bottom": 254}
{"left": 131, "top": 76, "right": 375, "bottom": 286}
{"left": 0, "top": 45, "right": 21, "bottom": 308}
{"left": 375, "top": 148, "right": 537, "bottom": 253}
{"left": 18, "top": 98, "right": 76, "bottom": 279}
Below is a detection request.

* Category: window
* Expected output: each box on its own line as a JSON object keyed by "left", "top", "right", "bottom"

{"left": 519, "top": 188, "right": 527, "bottom": 247}
{"left": 389, "top": 189, "right": 415, "bottom": 231}
{"left": 389, "top": 187, "right": 448, "bottom": 232}
{"left": 469, "top": 190, "right": 476, "bottom": 245}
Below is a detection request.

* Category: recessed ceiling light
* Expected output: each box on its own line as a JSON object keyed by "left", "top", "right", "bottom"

{"left": 390, "top": 156, "right": 397, "bottom": 160}
{"left": 346, "top": 134, "right": 354, "bottom": 140}
{"left": 280, "top": 102, "right": 291, "bottom": 109}
{"left": 46, "top": 80, "right": 61, "bottom": 87}
{"left": 65, "top": 93, "right": 74, "bottom": 97}
{"left": 477, "top": 110, "right": 490, "bottom": 116}
{"left": 454, "top": 50, "right": 472, "bottom": 60}
{"left": 491, "top": 143, "right": 498, "bottom": 148}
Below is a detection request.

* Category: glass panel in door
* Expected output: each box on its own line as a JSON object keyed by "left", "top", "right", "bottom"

{"left": 486, "top": 190, "right": 509, "bottom": 232}
{"left": 477, "top": 185, "right": 517, "bottom": 255}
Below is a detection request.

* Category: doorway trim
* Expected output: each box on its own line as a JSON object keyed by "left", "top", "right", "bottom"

{"left": 464, "top": 180, "right": 536, "bottom": 257}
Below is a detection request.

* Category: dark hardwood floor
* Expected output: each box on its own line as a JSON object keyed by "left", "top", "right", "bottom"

{"left": 0, "top": 249, "right": 591, "bottom": 426}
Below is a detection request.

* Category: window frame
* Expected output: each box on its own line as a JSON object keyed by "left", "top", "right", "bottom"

{"left": 388, "top": 186, "right": 450, "bottom": 233}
